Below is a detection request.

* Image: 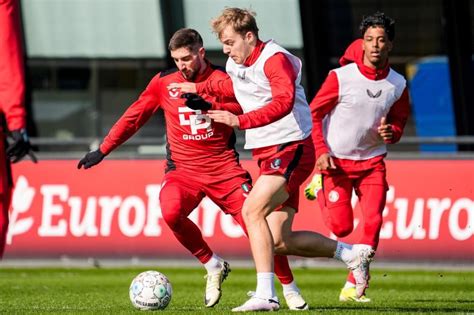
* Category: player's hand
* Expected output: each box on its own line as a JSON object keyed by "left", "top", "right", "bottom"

{"left": 207, "top": 110, "right": 240, "bottom": 128}
{"left": 6, "top": 129, "right": 38, "bottom": 163}
{"left": 378, "top": 117, "right": 393, "bottom": 142}
{"left": 316, "top": 153, "right": 336, "bottom": 171}
{"left": 167, "top": 82, "right": 197, "bottom": 93}
{"left": 77, "top": 149, "right": 105, "bottom": 169}
{"left": 181, "top": 93, "right": 212, "bottom": 111}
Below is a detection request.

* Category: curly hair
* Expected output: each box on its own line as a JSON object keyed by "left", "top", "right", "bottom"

{"left": 359, "top": 12, "right": 395, "bottom": 41}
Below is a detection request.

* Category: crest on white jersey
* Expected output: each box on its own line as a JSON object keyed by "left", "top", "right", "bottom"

{"left": 366, "top": 89, "right": 382, "bottom": 98}
{"left": 237, "top": 70, "right": 246, "bottom": 81}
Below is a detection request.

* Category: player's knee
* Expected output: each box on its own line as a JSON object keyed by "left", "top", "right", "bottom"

{"left": 274, "top": 240, "right": 289, "bottom": 255}
{"left": 241, "top": 205, "right": 265, "bottom": 225}
{"left": 273, "top": 232, "right": 293, "bottom": 255}
{"left": 331, "top": 222, "right": 353, "bottom": 238}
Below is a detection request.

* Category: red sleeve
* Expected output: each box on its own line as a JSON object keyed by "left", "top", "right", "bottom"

{"left": 0, "top": 0, "right": 26, "bottom": 130}
{"left": 100, "top": 75, "right": 161, "bottom": 154}
{"left": 386, "top": 87, "right": 410, "bottom": 144}
{"left": 238, "top": 53, "right": 296, "bottom": 129}
{"left": 309, "top": 71, "right": 339, "bottom": 157}
{"left": 212, "top": 95, "right": 243, "bottom": 115}
{"left": 197, "top": 75, "right": 235, "bottom": 98}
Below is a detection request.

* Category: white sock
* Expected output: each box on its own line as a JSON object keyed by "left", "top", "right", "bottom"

{"left": 344, "top": 281, "right": 355, "bottom": 289}
{"left": 282, "top": 281, "right": 300, "bottom": 296}
{"left": 203, "top": 254, "right": 223, "bottom": 273}
{"left": 256, "top": 272, "right": 276, "bottom": 299}
{"left": 334, "top": 242, "right": 353, "bottom": 262}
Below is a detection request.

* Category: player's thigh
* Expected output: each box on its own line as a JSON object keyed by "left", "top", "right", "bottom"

{"left": 322, "top": 173, "right": 354, "bottom": 218}
{"left": 210, "top": 182, "right": 250, "bottom": 234}
{"left": 258, "top": 137, "right": 315, "bottom": 213}
{"left": 206, "top": 168, "right": 252, "bottom": 216}
{"left": 243, "top": 174, "right": 288, "bottom": 219}
{"left": 285, "top": 137, "right": 316, "bottom": 198}
{"left": 159, "top": 172, "right": 203, "bottom": 219}
{"left": 356, "top": 166, "right": 388, "bottom": 217}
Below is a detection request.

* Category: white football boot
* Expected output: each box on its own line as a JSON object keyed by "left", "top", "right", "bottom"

{"left": 342, "top": 245, "right": 374, "bottom": 298}
{"left": 204, "top": 260, "right": 230, "bottom": 307}
{"left": 284, "top": 291, "right": 309, "bottom": 310}
{"left": 232, "top": 291, "right": 280, "bottom": 312}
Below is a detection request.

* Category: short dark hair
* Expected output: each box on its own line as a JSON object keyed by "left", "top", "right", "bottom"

{"left": 359, "top": 12, "right": 395, "bottom": 41}
{"left": 168, "top": 28, "right": 203, "bottom": 52}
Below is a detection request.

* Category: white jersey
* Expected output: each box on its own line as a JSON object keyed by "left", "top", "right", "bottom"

{"left": 226, "top": 40, "right": 312, "bottom": 149}
{"left": 325, "top": 63, "right": 406, "bottom": 159}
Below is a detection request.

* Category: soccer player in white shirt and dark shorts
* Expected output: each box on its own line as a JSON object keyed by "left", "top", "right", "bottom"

{"left": 305, "top": 12, "right": 410, "bottom": 302}
{"left": 169, "top": 8, "right": 375, "bottom": 312}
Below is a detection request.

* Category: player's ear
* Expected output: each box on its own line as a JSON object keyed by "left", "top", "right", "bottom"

{"left": 245, "top": 31, "right": 255, "bottom": 43}
{"left": 198, "top": 46, "right": 206, "bottom": 59}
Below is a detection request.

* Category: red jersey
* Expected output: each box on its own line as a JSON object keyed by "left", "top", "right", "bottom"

{"left": 0, "top": 0, "right": 25, "bottom": 195}
{"left": 0, "top": 0, "right": 26, "bottom": 131}
{"left": 100, "top": 62, "right": 244, "bottom": 175}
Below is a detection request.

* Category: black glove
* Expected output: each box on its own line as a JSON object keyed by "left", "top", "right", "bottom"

{"left": 77, "top": 149, "right": 105, "bottom": 169}
{"left": 6, "top": 129, "right": 37, "bottom": 163}
{"left": 181, "top": 93, "right": 212, "bottom": 111}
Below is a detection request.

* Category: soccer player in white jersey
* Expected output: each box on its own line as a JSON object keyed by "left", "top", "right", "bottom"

{"left": 78, "top": 28, "right": 312, "bottom": 309}
{"left": 169, "top": 8, "right": 374, "bottom": 312}
{"left": 305, "top": 12, "right": 410, "bottom": 302}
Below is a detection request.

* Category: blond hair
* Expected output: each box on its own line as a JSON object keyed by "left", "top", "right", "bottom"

{"left": 211, "top": 7, "right": 259, "bottom": 39}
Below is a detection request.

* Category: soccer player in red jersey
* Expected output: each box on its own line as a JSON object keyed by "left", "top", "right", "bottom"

{"left": 306, "top": 12, "right": 410, "bottom": 302}
{"left": 0, "top": 0, "right": 36, "bottom": 259}
{"left": 169, "top": 9, "right": 374, "bottom": 312}
{"left": 78, "top": 28, "right": 307, "bottom": 309}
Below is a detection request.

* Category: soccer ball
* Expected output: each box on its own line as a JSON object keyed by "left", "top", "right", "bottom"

{"left": 129, "top": 270, "right": 172, "bottom": 310}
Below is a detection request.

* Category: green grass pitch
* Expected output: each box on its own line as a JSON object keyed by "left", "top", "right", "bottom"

{"left": 0, "top": 266, "right": 473, "bottom": 314}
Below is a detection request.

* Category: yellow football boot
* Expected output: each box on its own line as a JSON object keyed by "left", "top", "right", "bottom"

{"left": 339, "top": 287, "right": 371, "bottom": 303}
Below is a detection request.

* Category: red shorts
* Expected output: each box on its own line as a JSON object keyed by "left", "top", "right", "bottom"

{"left": 160, "top": 165, "right": 252, "bottom": 216}
{"left": 252, "top": 137, "right": 316, "bottom": 211}
{"left": 319, "top": 158, "right": 388, "bottom": 209}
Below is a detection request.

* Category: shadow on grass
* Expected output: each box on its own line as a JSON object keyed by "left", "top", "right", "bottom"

{"left": 311, "top": 305, "right": 472, "bottom": 313}
{"left": 413, "top": 299, "right": 474, "bottom": 304}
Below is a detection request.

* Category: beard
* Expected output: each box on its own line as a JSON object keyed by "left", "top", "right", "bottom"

{"left": 181, "top": 69, "right": 195, "bottom": 81}
{"left": 180, "top": 59, "right": 203, "bottom": 81}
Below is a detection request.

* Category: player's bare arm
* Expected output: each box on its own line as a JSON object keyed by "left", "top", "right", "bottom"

{"left": 316, "top": 153, "right": 336, "bottom": 171}
{"left": 207, "top": 110, "right": 240, "bottom": 128}
{"left": 377, "top": 116, "right": 394, "bottom": 142}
